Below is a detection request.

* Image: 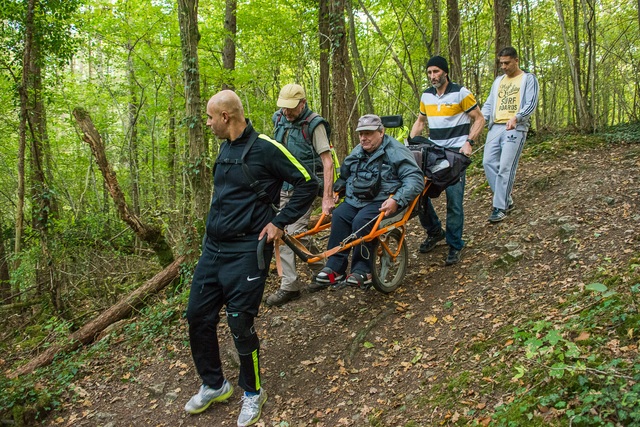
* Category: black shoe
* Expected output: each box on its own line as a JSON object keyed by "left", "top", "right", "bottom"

{"left": 445, "top": 247, "right": 461, "bottom": 266}
{"left": 506, "top": 202, "right": 515, "bottom": 213}
{"left": 264, "top": 289, "right": 301, "bottom": 307}
{"left": 419, "top": 228, "right": 445, "bottom": 253}
{"left": 488, "top": 208, "right": 507, "bottom": 223}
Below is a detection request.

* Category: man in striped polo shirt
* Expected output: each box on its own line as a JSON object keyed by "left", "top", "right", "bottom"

{"left": 409, "top": 56, "right": 485, "bottom": 265}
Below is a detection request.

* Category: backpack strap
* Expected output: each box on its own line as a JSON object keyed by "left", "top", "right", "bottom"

{"left": 300, "top": 112, "right": 319, "bottom": 144}
{"left": 240, "top": 132, "right": 279, "bottom": 213}
{"left": 273, "top": 110, "right": 285, "bottom": 131}
{"left": 301, "top": 112, "right": 338, "bottom": 180}
{"left": 302, "top": 112, "right": 332, "bottom": 143}
{"left": 212, "top": 155, "right": 242, "bottom": 175}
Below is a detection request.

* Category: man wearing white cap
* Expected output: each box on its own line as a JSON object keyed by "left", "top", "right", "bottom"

{"left": 265, "top": 84, "right": 335, "bottom": 307}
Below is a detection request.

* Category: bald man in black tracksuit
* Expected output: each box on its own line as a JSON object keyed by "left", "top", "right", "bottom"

{"left": 184, "top": 90, "right": 317, "bottom": 426}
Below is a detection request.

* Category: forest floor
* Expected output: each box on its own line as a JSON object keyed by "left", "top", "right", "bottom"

{"left": 39, "top": 139, "right": 640, "bottom": 427}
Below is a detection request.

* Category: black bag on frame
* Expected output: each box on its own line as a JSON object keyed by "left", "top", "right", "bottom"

{"left": 408, "top": 136, "right": 471, "bottom": 198}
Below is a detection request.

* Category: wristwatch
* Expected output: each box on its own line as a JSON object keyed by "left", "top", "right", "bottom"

{"left": 467, "top": 139, "right": 475, "bottom": 146}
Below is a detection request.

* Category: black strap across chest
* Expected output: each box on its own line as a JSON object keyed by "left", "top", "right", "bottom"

{"left": 213, "top": 133, "right": 279, "bottom": 213}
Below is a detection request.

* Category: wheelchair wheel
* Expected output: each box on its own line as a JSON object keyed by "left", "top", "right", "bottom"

{"left": 371, "top": 229, "right": 407, "bottom": 293}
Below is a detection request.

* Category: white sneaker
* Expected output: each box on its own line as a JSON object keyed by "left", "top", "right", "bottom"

{"left": 184, "top": 380, "right": 233, "bottom": 414}
{"left": 237, "top": 389, "right": 267, "bottom": 426}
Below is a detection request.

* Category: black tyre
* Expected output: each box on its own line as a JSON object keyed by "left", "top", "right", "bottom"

{"left": 371, "top": 228, "right": 407, "bottom": 293}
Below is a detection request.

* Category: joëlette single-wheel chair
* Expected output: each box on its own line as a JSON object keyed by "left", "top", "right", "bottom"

{"left": 277, "top": 115, "right": 431, "bottom": 294}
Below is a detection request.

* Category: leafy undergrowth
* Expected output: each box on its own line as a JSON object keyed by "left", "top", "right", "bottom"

{"left": 421, "top": 260, "right": 640, "bottom": 426}
{"left": 2, "top": 124, "right": 639, "bottom": 426}
{"left": 0, "top": 274, "right": 190, "bottom": 426}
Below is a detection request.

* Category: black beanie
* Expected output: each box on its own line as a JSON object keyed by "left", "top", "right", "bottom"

{"left": 426, "top": 56, "right": 449, "bottom": 74}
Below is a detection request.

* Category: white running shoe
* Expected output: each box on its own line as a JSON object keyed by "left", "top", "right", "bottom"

{"left": 237, "top": 389, "right": 267, "bottom": 426}
{"left": 184, "top": 380, "right": 233, "bottom": 414}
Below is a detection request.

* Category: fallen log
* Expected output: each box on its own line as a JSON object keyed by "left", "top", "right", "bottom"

{"left": 9, "top": 256, "right": 185, "bottom": 378}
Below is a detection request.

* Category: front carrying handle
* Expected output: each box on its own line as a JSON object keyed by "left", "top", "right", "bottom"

{"left": 257, "top": 235, "right": 267, "bottom": 270}
{"left": 281, "top": 234, "right": 312, "bottom": 262}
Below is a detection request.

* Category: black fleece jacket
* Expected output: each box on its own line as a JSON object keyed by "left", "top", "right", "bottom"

{"left": 205, "top": 121, "right": 318, "bottom": 251}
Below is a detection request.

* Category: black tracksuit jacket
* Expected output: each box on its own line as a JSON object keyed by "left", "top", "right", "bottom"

{"left": 205, "top": 121, "right": 318, "bottom": 251}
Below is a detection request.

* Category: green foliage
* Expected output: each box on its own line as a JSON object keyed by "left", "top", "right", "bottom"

{"left": 0, "top": 282, "right": 188, "bottom": 424}
{"left": 523, "top": 131, "right": 606, "bottom": 159}
{"left": 0, "top": 350, "right": 84, "bottom": 424}
{"left": 600, "top": 121, "right": 640, "bottom": 144}
{"left": 488, "top": 262, "right": 640, "bottom": 426}
{"left": 522, "top": 122, "right": 640, "bottom": 163}
{"left": 1, "top": 0, "right": 83, "bottom": 67}
{"left": 422, "top": 258, "right": 640, "bottom": 426}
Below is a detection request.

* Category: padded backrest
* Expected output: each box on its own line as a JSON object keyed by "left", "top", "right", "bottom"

{"left": 380, "top": 115, "right": 403, "bottom": 129}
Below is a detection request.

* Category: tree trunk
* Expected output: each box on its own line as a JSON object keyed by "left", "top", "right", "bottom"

{"left": 330, "top": 0, "right": 351, "bottom": 158}
{"left": 19, "top": 0, "right": 60, "bottom": 308}
{"left": 9, "top": 256, "right": 184, "bottom": 378}
{"left": 329, "top": 0, "right": 361, "bottom": 154}
{"left": 580, "top": 0, "right": 596, "bottom": 130}
{"left": 344, "top": 58, "right": 360, "bottom": 146}
{"left": 168, "top": 105, "right": 177, "bottom": 207}
{"left": 494, "top": 0, "right": 511, "bottom": 76}
{"left": 525, "top": 0, "right": 541, "bottom": 129}
{"left": 18, "top": 0, "right": 53, "bottom": 235}
{"left": 126, "top": 46, "right": 141, "bottom": 217}
{"left": 431, "top": 0, "right": 441, "bottom": 56}
{"left": 26, "top": 30, "right": 56, "bottom": 234}
{"left": 447, "top": 0, "right": 462, "bottom": 82}
{"left": 73, "top": 107, "right": 175, "bottom": 267}
{"left": 177, "top": 0, "right": 211, "bottom": 229}
{"left": 572, "top": 0, "right": 581, "bottom": 93}
{"left": 222, "top": 0, "right": 236, "bottom": 90}
{"left": 15, "top": 56, "right": 27, "bottom": 302}
{"left": 319, "top": 0, "right": 331, "bottom": 121}
{"left": 0, "top": 217, "right": 10, "bottom": 303}
{"left": 347, "top": 0, "right": 374, "bottom": 114}
{"left": 554, "top": 0, "right": 592, "bottom": 131}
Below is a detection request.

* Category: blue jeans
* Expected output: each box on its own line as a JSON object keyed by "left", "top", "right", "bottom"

{"left": 325, "top": 201, "right": 383, "bottom": 275}
{"left": 419, "top": 173, "right": 465, "bottom": 250}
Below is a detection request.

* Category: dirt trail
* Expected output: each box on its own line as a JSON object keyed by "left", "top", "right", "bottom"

{"left": 45, "top": 143, "right": 640, "bottom": 427}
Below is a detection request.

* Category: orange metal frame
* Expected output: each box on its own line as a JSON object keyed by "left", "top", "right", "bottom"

{"left": 290, "top": 180, "right": 430, "bottom": 264}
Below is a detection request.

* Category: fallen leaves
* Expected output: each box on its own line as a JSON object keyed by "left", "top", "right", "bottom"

{"left": 300, "top": 355, "right": 326, "bottom": 366}
{"left": 424, "top": 315, "right": 438, "bottom": 324}
{"left": 574, "top": 331, "right": 590, "bottom": 341}
{"left": 394, "top": 301, "right": 410, "bottom": 312}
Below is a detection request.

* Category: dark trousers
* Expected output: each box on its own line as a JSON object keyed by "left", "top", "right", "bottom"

{"left": 325, "top": 201, "right": 383, "bottom": 275}
{"left": 186, "top": 238, "right": 272, "bottom": 392}
{"left": 419, "top": 173, "right": 465, "bottom": 250}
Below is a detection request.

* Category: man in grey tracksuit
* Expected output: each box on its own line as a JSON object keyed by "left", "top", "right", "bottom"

{"left": 482, "top": 46, "right": 539, "bottom": 223}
